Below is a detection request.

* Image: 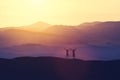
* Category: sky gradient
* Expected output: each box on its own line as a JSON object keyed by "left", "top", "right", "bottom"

{"left": 0, "top": 0, "right": 120, "bottom": 27}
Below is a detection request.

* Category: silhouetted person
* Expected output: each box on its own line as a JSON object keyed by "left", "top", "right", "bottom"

{"left": 72, "top": 49, "right": 77, "bottom": 59}
{"left": 65, "top": 49, "right": 69, "bottom": 58}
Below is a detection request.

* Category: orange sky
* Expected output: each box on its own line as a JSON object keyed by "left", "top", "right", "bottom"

{"left": 0, "top": 0, "right": 120, "bottom": 27}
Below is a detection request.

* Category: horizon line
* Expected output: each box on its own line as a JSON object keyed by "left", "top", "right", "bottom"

{"left": 1, "top": 20, "right": 120, "bottom": 28}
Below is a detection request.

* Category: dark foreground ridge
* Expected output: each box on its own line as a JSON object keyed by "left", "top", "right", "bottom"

{"left": 0, "top": 57, "right": 120, "bottom": 80}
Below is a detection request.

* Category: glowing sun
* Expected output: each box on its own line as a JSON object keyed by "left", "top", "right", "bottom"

{"left": 30, "top": 0, "right": 47, "bottom": 5}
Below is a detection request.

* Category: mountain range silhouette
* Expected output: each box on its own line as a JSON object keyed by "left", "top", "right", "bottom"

{"left": 1, "top": 21, "right": 120, "bottom": 60}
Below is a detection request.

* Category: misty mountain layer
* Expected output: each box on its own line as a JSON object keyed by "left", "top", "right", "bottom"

{"left": 0, "top": 21, "right": 120, "bottom": 60}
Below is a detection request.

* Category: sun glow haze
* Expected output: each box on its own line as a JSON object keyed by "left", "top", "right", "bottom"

{"left": 30, "top": 0, "right": 45, "bottom": 4}
{"left": 0, "top": 0, "right": 120, "bottom": 27}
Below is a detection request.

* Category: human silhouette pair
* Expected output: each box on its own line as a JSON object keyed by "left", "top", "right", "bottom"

{"left": 65, "top": 49, "right": 77, "bottom": 59}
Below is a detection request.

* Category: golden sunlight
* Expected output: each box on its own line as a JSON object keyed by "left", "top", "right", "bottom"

{"left": 30, "top": 0, "right": 47, "bottom": 5}
{"left": 0, "top": 0, "right": 120, "bottom": 27}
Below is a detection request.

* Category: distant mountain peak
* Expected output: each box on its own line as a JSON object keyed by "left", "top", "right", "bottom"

{"left": 30, "top": 21, "right": 51, "bottom": 26}
{"left": 80, "top": 21, "right": 120, "bottom": 26}
{"left": 20, "top": 21, "right": 51, "bottom": 32}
